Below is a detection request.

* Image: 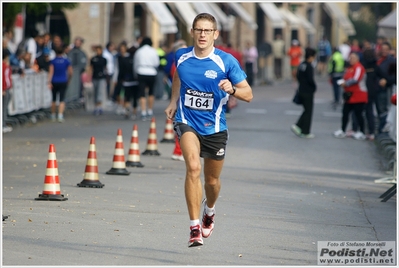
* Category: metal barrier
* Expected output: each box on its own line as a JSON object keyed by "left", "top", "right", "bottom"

{"left": 5, "top": 71, "right": 85, "bottom": 127}
{"left": 8, "top": 72, "right": 52, "bottom": 116}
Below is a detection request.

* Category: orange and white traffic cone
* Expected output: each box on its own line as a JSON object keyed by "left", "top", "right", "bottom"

{"left": 77, "top": 137, "right": 105, "bottom": 188}
{"left": 160, "top": 118, "right": 175, "bottom": 143}
{"left": 126, "top": 124, "right": 144, "bottom": 167}
{"left": 171, "top": 134, "right": 184, "bottom": 161}
{"left": 106, "top": 128, "right": 131, "bottom": 175}
{"left": 142, "top": 117, "right": 161, "bottom": 156}
{"left": 35, "top": 144, "right": 68, "bottom": 201}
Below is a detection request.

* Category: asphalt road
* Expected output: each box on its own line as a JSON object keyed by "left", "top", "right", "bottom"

{"left": 2, "top": 76, "right": 396, "bottom": 267}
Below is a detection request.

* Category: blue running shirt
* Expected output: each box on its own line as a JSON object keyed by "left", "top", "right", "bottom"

{"left": 50, "top": 56, "right": 71, "bottom": 83}
{"left": 175, "top": 47, "right": 247, "bottom": 135}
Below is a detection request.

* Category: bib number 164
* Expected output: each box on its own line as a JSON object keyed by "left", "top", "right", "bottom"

{"left": 184, "top": 90, "right": 214, "bottom": 111}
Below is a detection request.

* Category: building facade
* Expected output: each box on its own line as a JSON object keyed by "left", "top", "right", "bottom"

{"left": 56, "top": 2, "right": 360, "bottom": 82}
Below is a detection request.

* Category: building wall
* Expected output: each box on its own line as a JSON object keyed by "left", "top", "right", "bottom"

{"left": 62, "top": 2, "right": 354, "bottom": 82}
{"left": 63, "top": 3, "right": 107, "bottom": 59}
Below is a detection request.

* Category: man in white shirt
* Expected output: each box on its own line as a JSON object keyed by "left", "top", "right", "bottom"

{"left": 133, "top": 37, "right": 160, "bottom": 121}
{"left": 25, "top": 29, "right": 39, "bottom": 66}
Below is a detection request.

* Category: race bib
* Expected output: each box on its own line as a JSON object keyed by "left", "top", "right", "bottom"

{"left": 184, "top": 89, "right": 214, "bottom": 111}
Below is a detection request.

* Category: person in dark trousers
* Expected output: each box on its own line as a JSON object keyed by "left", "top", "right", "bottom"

{"left": 328, "top": 47, "right": 345, "bottom": 110}
{"left": 349, "top": 48, "right": 379, "bottom": 140}
{"left": 89, "top": 45, "right": 107, "bottom": 116}
{"left": 47, "top": 45, "right": 73, "bottom": 123}
{"left": 67, "top": 37, "right": 87, "bottom": 100}
{"left": 291, "top": 48, "right": 317, "bottom": 138}
{"left": 333, "top": 52, "right": 368, "bottom": 140}
{"left": 374, "top": 41, "right": 396, "bottom": 134}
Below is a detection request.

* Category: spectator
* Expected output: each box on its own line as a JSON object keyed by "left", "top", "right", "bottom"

{"left": 287, "top": 39, "right": 303, "bottom": 83}
{"left": 67, "top": 36, "right": 87, "bottom": 101}
{"left": 3, "top": 49, "right": 13, "bottom": 133}
{"left": 102, "top": 41, "right": 116, "bottom": 100}
{"left": 43, "top": 32, "right": 52, "bottom": 51}
{"left": 115, "top": 42, "right": 139, "bottom": 120}
{"left": 154, "top": 42, "right": 168, "bottom": 100}
{"left": 4, "top": 29, "right": 17, "bottom": 55}
{"left": 242, "top": 40, "right": 258, "bottom": 86}
{"left": 20, "top": 51, "right": 35, "bottom": 73}
{"left": 374, "top": 36, "right": 385, "bottom": 57}
{"left": 2, "top": 34, "right": 20, "bottom": 73}
{"left": 333, "top": 52, "right": 368, "bottom": 140}
{"left": 24, "top": 29, "right": 39, "bottom": 66}
{"left": 316, "top": 35, "right": 332, "bottom": 76}
{"left": 290, "top": 48, "right": 317, "bottom": 138}
{"left": 35, "top": 46, "right": 51, "bottom": 72}
{"left": 47, "top": 45, "right": 73, "bottom": 123}
{"left": 49, "top": 34, "right": 64, "bottom": 60}
{"left": 89, "top": 45, "right": 108, "bottom": 116}
{"left": 349, "top": 48, "right": 379, "bottom": 140}
{"left": 375, "top": 41, "right": 396, "bottom": 134}
{"left": 328, "top": 47, "right": 345, "bottom": 109}
{"left": 112, "top": 41, "right": 128, "bottom": 115}
{"left": 133, "top": 37, "right": 159, "bottom": 121}
{"left": 339, "top": 40, "right": 351, "bottom": 67}
{"left": 350, "top": 39, "right": 363, "bottom": 62}
{"left": 272, "top": 34, "right": 285, "bottom": 80}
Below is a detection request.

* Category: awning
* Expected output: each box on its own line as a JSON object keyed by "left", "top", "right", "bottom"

{"left": 258, "top": 3, "right": 286, "bottom": 29}
{"left": 227, "top": 3, "right": 258, "bottom": 30}
{"left": 278, "top": 8, "right": 301, "bottom": 29}
{"left": 208, "top": 3, "right": 234, "bottom": 31}
{"left": 296, "top": 14, "right": 316, "bottom": 35}
{"left": 144, "top": 2, "right": 178, "bottom": 34}
{"left": 168, "top": 2, "right": 198, "bottom": 33}
{"left": 323, "top": 3, "right": 356, "bottom": 36}
{"left": 377, "top": 9, "right": 397, "bottom": 38}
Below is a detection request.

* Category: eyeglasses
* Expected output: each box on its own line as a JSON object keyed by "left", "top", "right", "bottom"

{"left": 193, "top": 28, "right": 216, "bottom": 35}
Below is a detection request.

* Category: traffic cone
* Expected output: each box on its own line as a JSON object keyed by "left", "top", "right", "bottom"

{"left": 106, "top": 129, "right": 131, "bottom": 175}
{"left": 160, "top": 118, "right": 175, "bottom": 143}
{"left": 142, "top": 117, "right": 161, "bottom": 156}
{"left": 35, "top": 144, "right": 68, "bottom": 201}
{"left": 126, "top": 124, "right": 144, "bottom": 167}
{"left": 171, "top": 134, "right": 185, "bottom": 161}
{"left": 77, "top": 137, "right": 105, "bottom": 188}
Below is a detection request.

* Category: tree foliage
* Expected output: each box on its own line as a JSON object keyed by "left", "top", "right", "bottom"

{"left": 349, "top": 3, "right": 394, "bottom": 42}
{"left": 2, "top": 3, "right": 78, "bottom": 29}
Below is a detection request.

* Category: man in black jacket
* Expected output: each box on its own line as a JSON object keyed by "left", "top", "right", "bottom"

{"left": 375, "top": 42, "right": 396, "bottom": 134}
{"left": 291, "top": 48, "right": 317, "bottom": 138}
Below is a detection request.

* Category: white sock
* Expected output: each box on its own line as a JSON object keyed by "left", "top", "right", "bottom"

{"left": 190, "top": 219, "right": 200, "bottom": 227}
{"left": 147, "top": 109, "right": 153, "bottom": 115}
{"left": 58, "top": 113, "right": 63, "bottom": 119}
{"left": 205, "top": 204, "right": 215, "bottom": 216}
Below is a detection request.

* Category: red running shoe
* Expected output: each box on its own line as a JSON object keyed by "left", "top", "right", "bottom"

{"left": 201, "top": 199, "right": 215, "bottom": 238}
{"left": 188, "top": 224, "right": 203, "bottom": 247}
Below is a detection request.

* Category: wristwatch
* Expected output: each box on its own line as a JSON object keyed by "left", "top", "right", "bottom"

{"left": 230, "top": 86, "right": 236, "bottom": 95}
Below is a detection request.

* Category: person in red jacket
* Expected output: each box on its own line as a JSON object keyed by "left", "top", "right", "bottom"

{"left": 3, "top": 49, "right": 13, "bottom": 133}
{"left": 333, "top": 52, "right": 368, "bottom": 140}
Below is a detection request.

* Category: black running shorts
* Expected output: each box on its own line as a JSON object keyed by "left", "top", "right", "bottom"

{"left": 174, "top": 122, "right": 228, "bottom": 160}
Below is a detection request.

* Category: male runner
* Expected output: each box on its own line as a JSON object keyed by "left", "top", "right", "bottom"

{"left": 165, "top": 13, "right": 253, "bottom": 247}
